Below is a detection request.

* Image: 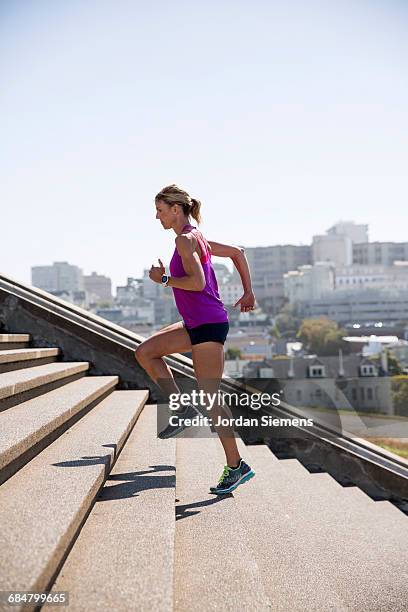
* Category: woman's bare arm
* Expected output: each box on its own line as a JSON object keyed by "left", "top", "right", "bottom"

{"left": 208, "top": 241, "right": 253, "bottom": 293}
{"left": 167, "top": 234, "right": 206, "bottom": 291}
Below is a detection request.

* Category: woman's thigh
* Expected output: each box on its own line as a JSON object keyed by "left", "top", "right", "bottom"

{"left": 150, "top": 320, "right": 185, "bottom": 338}
{"left": 137, "top": 321, "right": 192, "bottom": 359}
{"left": 192, "top": 342, "right": 225, "bottom": 381}
{"left": 192, "top": 342, "right": 228, "bottom": 416}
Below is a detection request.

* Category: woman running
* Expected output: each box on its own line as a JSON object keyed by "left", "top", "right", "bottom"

{"left": 135, "top": 184, "right": 256, "bottom": 495}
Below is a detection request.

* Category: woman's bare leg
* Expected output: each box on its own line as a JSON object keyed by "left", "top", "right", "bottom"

{"left": 134, "top": 321, "right": 192, "bottom": 398}
{"left": 192, "top": 342, "right": 241, "bottom": 467}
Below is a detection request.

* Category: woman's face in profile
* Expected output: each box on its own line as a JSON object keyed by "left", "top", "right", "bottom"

{"left": 155, "top": 199, "right": 174, "bottom": 229}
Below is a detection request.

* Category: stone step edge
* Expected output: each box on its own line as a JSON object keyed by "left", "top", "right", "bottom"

{"left": 0, "top": 376, "right": 119, "bottom": 483}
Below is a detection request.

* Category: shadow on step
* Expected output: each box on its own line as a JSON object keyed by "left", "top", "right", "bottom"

{"left": 97, "top": 464, "right": 176, "bottom": 501}
{"left": 176, "top": 495, "right": 230, "bottom": 521}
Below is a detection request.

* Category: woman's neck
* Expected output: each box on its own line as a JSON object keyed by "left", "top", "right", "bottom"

{"left": 173, "top": 218, "right": 192, "bottom": 235}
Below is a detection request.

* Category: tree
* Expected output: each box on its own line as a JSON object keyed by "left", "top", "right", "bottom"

{"left": 270, "top": 304, "right": 301, "bottom": 339}
{"left": 371, "top": 350, "right": 403, "bottom": 376}
{"left": 297, "top": 317, "right": 349, "bottom": 356}
{"left": 392, "top": 376, "right": 408, "bottom": 416}
{"left": 225, "top": 347, "right": 242, "bottom": 360}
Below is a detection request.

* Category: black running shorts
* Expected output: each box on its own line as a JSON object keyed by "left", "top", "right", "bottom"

{"left": 184, "top": 321, "right": 230, "bottom": 346}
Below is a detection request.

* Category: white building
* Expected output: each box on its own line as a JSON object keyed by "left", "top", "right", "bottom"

{"left": 212, "top": 263, "right": 232, "bottom": 285}
{"left": 312, "top": 234, "right": 353, "bottom": 267}
{"left": 327, "top": 221, "right": 369, "bottom": 244}
{"left": 284, "top": 262, "right": 335, "bottom": 304}
{"left": 219, "top": 283, "right": 243, "bottom": 306}
{"left": 31, "top": 262, "right": 83, "bottom": 293}
{"left": 335, "top": 262, "right": 408, "bottom": 292}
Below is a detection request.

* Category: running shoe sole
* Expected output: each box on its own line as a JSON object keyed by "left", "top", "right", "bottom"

{"left": 210, "top": 469, "right": 255, "bottom": 495}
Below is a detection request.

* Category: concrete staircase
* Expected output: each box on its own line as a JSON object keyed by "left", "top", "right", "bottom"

{"left": 0, "top": 333, "right": 149, "bottom": 611}
{"left": 1, "top": 333, "right": 408, "bottom": 612}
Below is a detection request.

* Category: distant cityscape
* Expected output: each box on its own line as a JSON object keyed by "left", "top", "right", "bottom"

{"left": 31, "top": 220, "right": 408, "bottom": 333}
{"left": 30, "top": 220, "right": 408, "bottom": 416}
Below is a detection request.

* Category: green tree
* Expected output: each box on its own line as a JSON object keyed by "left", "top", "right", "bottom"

{"left": 225, "top": 347, "right": 242, "bottom": 360}
{"left": 297, "top": 317, "right": 349, "bottom": 356}
{"left": 391, "top": 376, "right": 408, "bottom": 416}
{"left": 371, "top": 350, "right": 403, "bottom": 376}
{"left": 270, "top": 304, "right": 301, "bottom": 339}
{"left": 387, "top": 351, "right": 403, "bottom": 376}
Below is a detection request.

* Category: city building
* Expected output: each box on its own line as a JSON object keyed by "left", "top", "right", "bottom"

{"left": 51, "top": 290, "right": 88, "bottom": 309}
{"left": 284, "top": 262, "right": 335, "bottom": 303}
{"left": 353, "top": 241, "right": 408, "bottom": 266}
{"left": 219, "top": 283, "right": 243, "bottom": 306}
{"left": 224, "top": 328, "right": 273, "bottom": 361}
{"left": 31, "top": 261, "right": 83, "bottom": 293}
{"left": 327, "top": 221, "right": 369, "bottom": 244}
{"left": 233, "top": 245, "right": 312, "bottom": 313}
{"left": 312, "top": 233, "right": 353, "bottom": 267}
{"left": 212, "top": 263, "right": 232, "bottom": 285}
{"left": 154, "top": 294, "right": 179, "bottom": 326}
{"left": 142, "top": 269, "right": 165, "bottom": 299}
{"left": 301, "top": 290, "right": 408, "bottom": 326}
{"left": 83, "top": 271, "right": 112, "bottom": 303}
{"left": 116, "top": 277, "right": 143, "bottom": 304}
{"left": 243, "top": 354, "right": 394, "bottom": 414}
{"left": 335, "top": 262, "right": 408, "bottom": 292}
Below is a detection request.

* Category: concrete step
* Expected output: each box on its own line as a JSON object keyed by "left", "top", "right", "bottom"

{"left": 262, "top": 447, "right": 405, "bottom": 514}
{"left": 0, "top": 348, "right": 60, "bottom": 373}
{"left": 257, "top": 446, "right": 408, "bottom": 523}
{"left": 224, "top": 441, "right": 408, "bottom": 612}
{"left": 0, "top": 334, "right": 30, "bottom": 350}
{"left": 174, "top": 431, "right": 273, "bottom": 611}
{"left": 267, "top": 449, "right": 407, "bottom": 521}
{"left": 0, "top": 389, "right": 148, "bottom": 608}
{"left": 0, "top": 348, "right": 59, "bottom": 364}
{"left": 271, "top": 456, "right": 311, "bottom": 477}
{"left": 49, "top": 404, "right": 176, "bottom": 612}
{"left": 372, "top": 498, "right": 407, "bottom": 521}
{"left": 339, "top": 486, "right": 408, "bottom": 522}
{"left": 0, "top": 362, "right": 89, "bottom": 409}
{"left": 0, "top": 334, "right": 30, "bottom": 342}
{"left": 0, "top": 376, "right": 119, "bottom": 484}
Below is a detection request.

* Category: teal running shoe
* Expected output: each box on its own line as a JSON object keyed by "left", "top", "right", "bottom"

{"left": 210, "top": 459, "right": 255, "bottom": 495}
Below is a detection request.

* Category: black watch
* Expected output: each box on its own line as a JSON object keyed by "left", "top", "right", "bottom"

{"left": 161, "top": 274, "right": 170, "bottom": 287}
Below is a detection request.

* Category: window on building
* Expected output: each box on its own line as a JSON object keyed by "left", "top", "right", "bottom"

{"left": 352, "top": 388, "right": 357, "bottom": 401}
{"left": 296, "top": 389, "right": 302, "bottom": 401}
{"left": 361, "top": 364, "right": 376, "bottom": 377}
{"left": 309, "top": 365, "right": 325, "bottom": 378}
{"left": 367, "top": 388, "right": 373, "bottom": 400}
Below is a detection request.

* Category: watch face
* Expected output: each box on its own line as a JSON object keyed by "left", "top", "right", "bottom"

{"left": 161, "top": 274, "right": 168, "bottom": 284}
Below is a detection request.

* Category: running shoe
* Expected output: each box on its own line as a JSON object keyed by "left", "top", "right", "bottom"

{"left": 210, "top": 459, "right": 255, "bottom": 495}
{"left": 158, "top": 403, "right": 201, "bottom": 439}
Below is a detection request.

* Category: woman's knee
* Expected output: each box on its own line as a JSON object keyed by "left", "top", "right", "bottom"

{"left": 134, "top": 342, "right": 155, "bottom": 365}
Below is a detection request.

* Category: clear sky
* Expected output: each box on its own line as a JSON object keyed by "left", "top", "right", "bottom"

{"left": 1, "top": 0, "right": 407, "bottom": 290}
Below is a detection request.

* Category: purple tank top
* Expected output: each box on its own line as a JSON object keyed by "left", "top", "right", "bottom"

{"left": 169, "top": 223, "right": 229, "bottom": 328}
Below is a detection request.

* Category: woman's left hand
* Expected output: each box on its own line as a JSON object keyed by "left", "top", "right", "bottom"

{"left": 149, "top": 259, "right": 165, "bottom": 283}
{"left": 234, "top": 290, "right": 256, "bottom": 312}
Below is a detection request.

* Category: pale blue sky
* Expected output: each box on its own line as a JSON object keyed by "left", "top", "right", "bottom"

{"left": 1, "top": 0, "right": 407, "bottom": 290}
